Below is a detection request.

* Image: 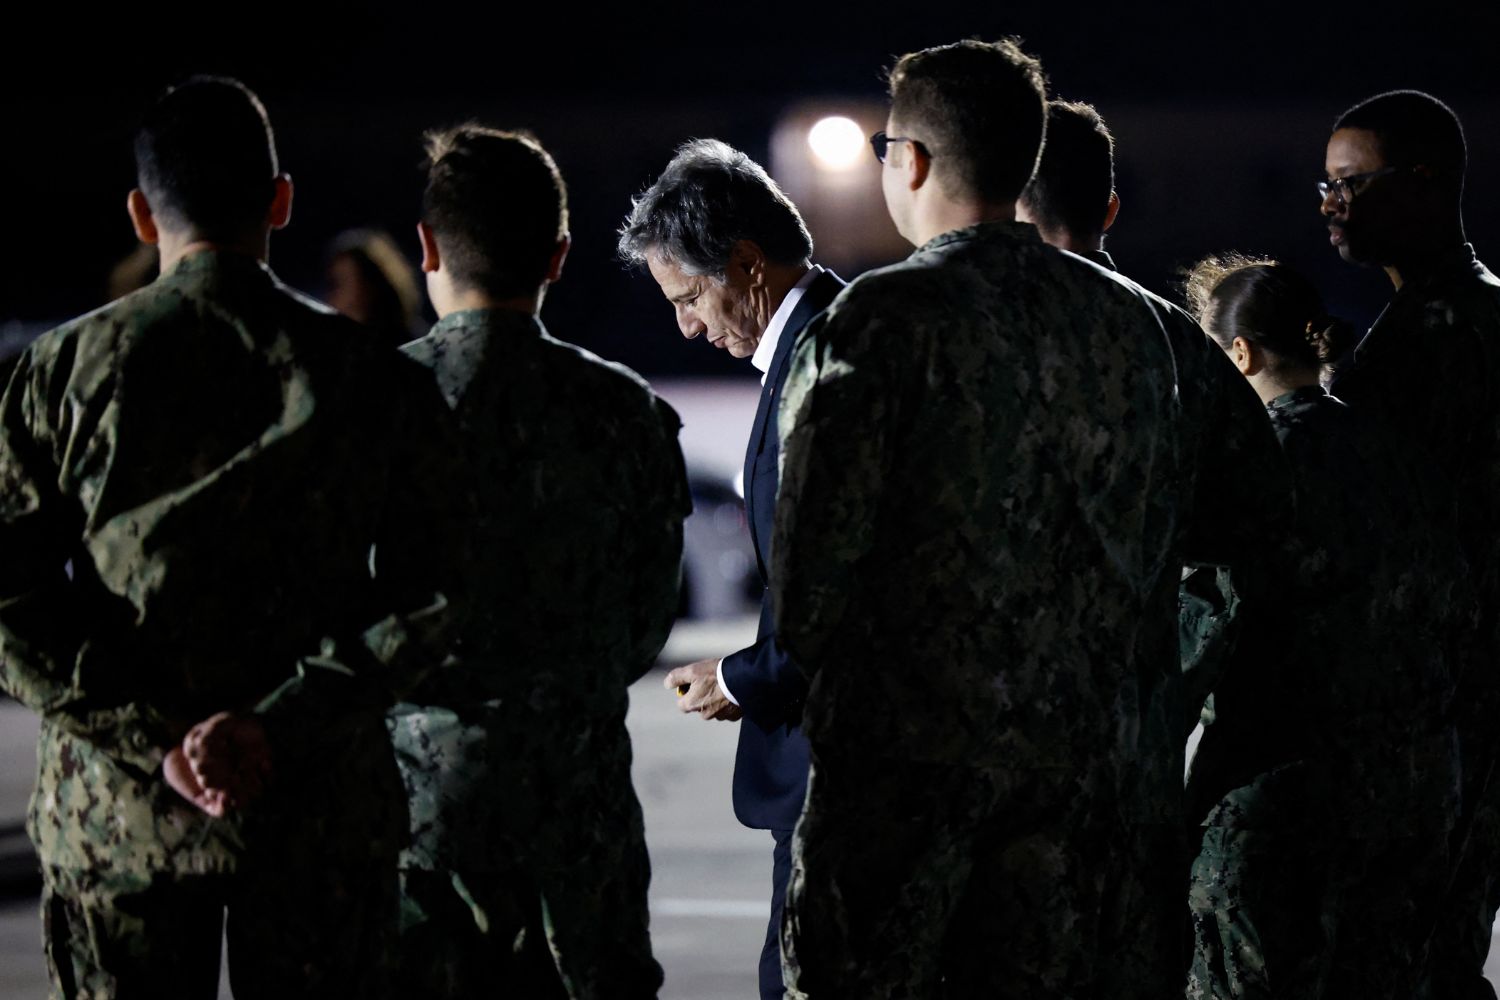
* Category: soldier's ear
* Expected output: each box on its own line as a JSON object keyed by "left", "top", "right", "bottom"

{"left": 906, "top": 141, "right": 931, "bottom": 192}
{"left": 417, "top": 222, "right": 441, "bottom": 274}
{"left": 1103, "top": 192, "right": 1120, "bottom": 233}
{"left": 127, "top": 189, "right": 159, "bottom": 246}
{"left": 545, "top": 234, "right": 571, "bottom": 284}
{"left": 1231, "top": 336, "right": 1259, "bottom": 376}
{"left": 268, "top": 175, "right": 293, "bottom": 231}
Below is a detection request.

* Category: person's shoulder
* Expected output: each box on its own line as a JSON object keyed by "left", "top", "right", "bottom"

{"left": 272, "top": 274, "right": 341, "bottom": 319}
{"left": 1447, "top": 258, "right": 1500, "bottom": 324}
{"left": 814, "top": 259, "right": 951, "bottom": 347}
{"left": 536, "top": 329, "right": 668, "bottom": 412}
{"left": 268, "top": 275, "right": 373, "bottom": 343}
{"left": 21, "top": 283, "right": 173, "bottom": 374}
{"left": 1046, "top": 247, "right": 1170, "bottom": 317}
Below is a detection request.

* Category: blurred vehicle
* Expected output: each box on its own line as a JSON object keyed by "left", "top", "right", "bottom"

{"left": 651, "top": 378, "right": 764, "bottom": 622}
{"left": 681, "top": 471, "right": 761, "bottom": 620}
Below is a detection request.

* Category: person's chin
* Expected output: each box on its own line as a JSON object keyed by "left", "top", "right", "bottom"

{"left": 1336, "top": 242, "right": 1381, "bottom": 267}
{"left": 727, "top": 343, "right": 756, "bottom": 359}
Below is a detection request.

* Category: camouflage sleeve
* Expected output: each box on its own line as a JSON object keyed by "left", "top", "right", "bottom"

{"left": 621, "top": 397, "right": 691, "bottom": 682}
{"left": 254, "top": 359, "right": 476, "bottom": 759}
{"left": 1178, "top": 565, "right": 1243, "bottom": 736}
{"left": 0, "top": 346, "right": 177, "bottom": 774}
{"left": 772, "top": 302, "right": 898, "bottom": 677}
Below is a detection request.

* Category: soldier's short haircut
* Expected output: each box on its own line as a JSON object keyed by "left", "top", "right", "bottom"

{"left": 134, "top": 77, "right": 279, "bottom": 241}
{"left": 1020, "top": 101, "right": 1114, "bottom": 240}
{"left": 1185, "top": 254, "right": 1355, "bottom": 373}
{"left": 1334, "top": 90, "right": 1466, "bottom": 197}
{"left": 887, "top": 39, "right": 1047, "bottom": 205}
{"left": 422, "top": 125, "right": 569, "bottom": 300}
{"left": 616, "top": 139, "right": 813, "bottom": 278}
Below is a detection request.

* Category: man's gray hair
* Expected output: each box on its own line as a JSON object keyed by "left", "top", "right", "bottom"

{"left": 617, "top": 139, "right": 813, "bottom": 278}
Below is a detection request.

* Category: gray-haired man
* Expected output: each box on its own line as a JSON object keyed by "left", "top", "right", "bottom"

{"left": 619, "top": 139, "right": 844, "bottom": 1000}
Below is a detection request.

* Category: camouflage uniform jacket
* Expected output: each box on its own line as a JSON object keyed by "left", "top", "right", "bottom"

{"left": 0, "top": 251, "right": 468, "bottom": 877}
{"left": 775, "top": 220, "right": 1206, "bottom": 781}
{"left": 1184, "top": 386, "right": 1461, "bottom": 837}
{"left": 1328, "top": 245, "right": 1500, "bottom": 737}
{"left": 1082, "top": 249, "right": 1291, "bottom": 823}
{"left": 390, "top": 308, "right": 689, "bottom": 871}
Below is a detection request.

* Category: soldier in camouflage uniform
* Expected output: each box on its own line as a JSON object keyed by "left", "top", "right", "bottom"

{"left": 388, "top": 125, "right": 689, "bottom": 999}
{"left": 1180, "top": 256, "right": 1462, "bottom": 999}
{"left": 772, "top": 41, "right": 1282, "bottom": 999}
{"left": 0, "top": 78, "right": 469, "bottom": 998}
{"left": 1314, "top": 91, "right": 1500, "bottom": 1000}
{"left": 1017, "top": 100, "right": 1290, "bottom": 998}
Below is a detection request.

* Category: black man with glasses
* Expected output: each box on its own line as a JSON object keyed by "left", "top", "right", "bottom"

{"left": 1321, "top": 89, "right": 1500, "bottom": 1000}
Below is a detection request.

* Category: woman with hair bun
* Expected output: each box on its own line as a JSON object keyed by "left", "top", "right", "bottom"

{"left": 1182, "top": 255, "right": 1462, "bottom": 999}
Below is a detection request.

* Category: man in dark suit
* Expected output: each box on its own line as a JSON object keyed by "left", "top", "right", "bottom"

{"left": 619, "top": 139, "right": 844, "bottom": 1000}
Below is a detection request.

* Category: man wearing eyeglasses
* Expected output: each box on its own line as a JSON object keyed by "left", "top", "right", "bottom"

{"left": 1321, "top": 90, "right": 1500, "bottom": 1000}
{"left": 771, "top": 39, "right": 1216, "bottom": 998}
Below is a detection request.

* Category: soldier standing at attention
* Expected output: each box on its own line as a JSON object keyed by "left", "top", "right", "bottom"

{"left": 773, "top": 38, "right": 1212, "bottom": 999}
{"left": 1316, "top": 90, "right": 1500, "bottom": 1000}
{"left": 1182, "top": 256, "right": 1461, "bottom": 999}
{"left": 0, "top": 77, "right": 469, "bottom": 998}
{"left": 1017, "top": 99, "right": 1290, "bottom": 999}
{"left": 388, "top": 125, "right": 690, "bottom": 999}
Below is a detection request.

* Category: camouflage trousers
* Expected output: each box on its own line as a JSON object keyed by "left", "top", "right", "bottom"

{"left": 394, "top": 868, "right": 567, "bottom": 998}
{"left": 1188, "top": 826, "right": 1448, "bottom": 1000}
{"left": 40, "top": 859, "right": 397, "bottom": 1000}
{"left": 781, "top": 746, "right": 1110, "bottom": 999}
{"left": 392, "top": 715, "right": 662, "bottom": 1000}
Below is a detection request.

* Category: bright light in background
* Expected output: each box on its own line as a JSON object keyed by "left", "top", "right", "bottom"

{"left": 807, "top": 116, "right": 866, "bottom": 171}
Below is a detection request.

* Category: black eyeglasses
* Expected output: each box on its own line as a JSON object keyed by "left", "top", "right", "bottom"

{"left": 1317, "top": 166, "right": 1402, "bottom": 206}
{"left": 870, "top": 131, "right": 931, "bottom": 164}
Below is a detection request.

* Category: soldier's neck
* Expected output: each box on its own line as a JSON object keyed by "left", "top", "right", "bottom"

{"left": 912, "top": 197, "right": 1016, "bottom": 248}
{"left": 158, "top": 230, "right": 270, "bottom": 274}
{"left": 437, "top": 285, "right": 544, "bottom": 319}
{"left": 1248, "top": 368, "right": 1318, "bottom": 405}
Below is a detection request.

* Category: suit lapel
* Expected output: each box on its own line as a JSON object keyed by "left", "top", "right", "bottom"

{"left": 742, "top": 271, "right": 845, "bottom": 569}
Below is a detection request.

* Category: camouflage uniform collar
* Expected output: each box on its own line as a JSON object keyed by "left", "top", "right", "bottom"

{"left": 1264, "top": 384, "right": 1327, "bottom": 413}
{"left": 430, "top": 307, "right": 544, "bottom": 339}
{"left": 1392, "top": 243, "right": 1481, "bottom": 300}
{"left": 165, "top": 249, "right": 275, "bottom": 283}
{"left": 1081, "top": 249, "right": 1118, "bottom": 272}
{"left": 916, "top": 219, "right": 1042, "bottom": 255}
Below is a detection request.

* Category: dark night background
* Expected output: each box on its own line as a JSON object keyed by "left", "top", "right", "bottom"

{"left": 4, "top": 2, "right": 1498, "bottom": 376}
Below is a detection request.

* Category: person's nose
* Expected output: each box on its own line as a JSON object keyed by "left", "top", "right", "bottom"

{"left": 677, "top": 306, "right": 706, "bottom": 340}
{"left": 1320, "top": 187, "right": 1344, "bottom": 218}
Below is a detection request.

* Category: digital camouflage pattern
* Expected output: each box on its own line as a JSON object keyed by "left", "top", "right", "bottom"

{"left": 1082, "top": 248, "right": 1289, "bottom": 1000}
{"left": 1325, "top": 245, "right": 1500, "bottom": 1000}
{"left": 782, "top": 747, "right": 1110, "bottom": 1000}
{"left": 0, "top": 250, "right": 469, "bottom": 993}
{"left": 1184, "top": 386, "right": 1462, "bottom": 999}
{"left": 43, "top": 860, "right": 398, "bottom": 999}
{"left": 391, "top": 307, "right": 689, "bottom": 999}
{"left": 773, "top": 221, "right": 1283, "bottom": 997}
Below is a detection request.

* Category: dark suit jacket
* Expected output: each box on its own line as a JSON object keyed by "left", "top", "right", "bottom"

{"left": 721, "top": 268, "right": 844, "bottom": 830}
